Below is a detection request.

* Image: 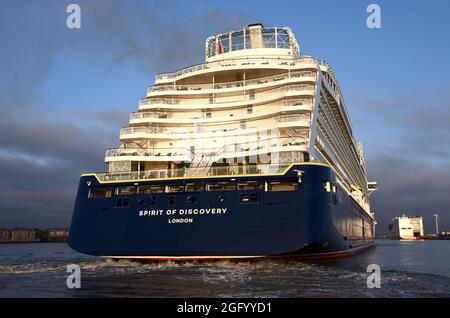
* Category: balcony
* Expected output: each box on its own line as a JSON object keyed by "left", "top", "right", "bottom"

{"left": 154, "top": 56, "right": 323, "bottom": 83}
{"left": 139, "top": 90, "right": 314, "bottom": 111}
{"left": 107, "top": 134, "right": 309, "bottom": 165}
{"left": 96, "top": 163, "right": 293, "bottom": 181}
{"left": 148, "top": 71, "right": 316, "bottom": 96}
{"left": 129, "top": 102, "right": 313, "bottom": 126}
{"left": 104, "top": 147, "right": 193, "bottom": 162}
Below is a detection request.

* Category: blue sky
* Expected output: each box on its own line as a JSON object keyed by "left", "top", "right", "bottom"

{"left": 1, "top": 0, "right": 449, "bottom": 233}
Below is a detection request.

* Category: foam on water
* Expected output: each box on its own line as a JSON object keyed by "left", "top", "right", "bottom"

{"left": 1, "top": 241, "right": 450, "bottom": 297}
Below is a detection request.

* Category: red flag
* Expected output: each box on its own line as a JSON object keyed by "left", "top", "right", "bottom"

{"left": 218, "top": 38, "right": 223, "bottom": 54}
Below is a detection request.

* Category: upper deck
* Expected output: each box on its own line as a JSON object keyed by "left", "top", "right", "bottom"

{"left": 205, "top": 24, "right": 300, "bottom": 62}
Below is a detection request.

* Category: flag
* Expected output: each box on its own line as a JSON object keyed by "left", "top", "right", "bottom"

{"left": 216, "top": 36, "right": 223, "bottom": 54}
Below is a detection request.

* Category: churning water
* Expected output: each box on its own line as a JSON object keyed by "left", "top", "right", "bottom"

{"left": 1, "top": 240, "right": 449, "bottom": 297}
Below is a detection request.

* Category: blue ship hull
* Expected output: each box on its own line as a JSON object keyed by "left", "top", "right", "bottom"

{"left": 68, "top": 163, "right": 374, "bottom": 260}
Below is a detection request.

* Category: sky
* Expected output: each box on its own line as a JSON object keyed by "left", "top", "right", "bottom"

{"left": 0, "top": 0, "right": 449, "bottom": 233}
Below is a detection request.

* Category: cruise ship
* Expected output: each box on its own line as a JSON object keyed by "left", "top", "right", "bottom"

{"left": 69, "top": 24, "right": 377, "bottom": 260}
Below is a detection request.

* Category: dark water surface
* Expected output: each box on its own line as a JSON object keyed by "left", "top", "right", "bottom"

{"left": 1, "top": 240, "right": 449, "bottom": 297}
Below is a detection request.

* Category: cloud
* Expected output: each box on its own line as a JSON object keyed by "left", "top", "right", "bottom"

{"left": 1, "top": 1, "right": 447, "bottom": 235}
{"left": 350, "top": 89, "right": 450, "bottom": 233}
{"left": 366, "top": 152, "right": 450, "bottom": 234}
{"left": 0, "top": 1, "right": 255, "bottom": 228}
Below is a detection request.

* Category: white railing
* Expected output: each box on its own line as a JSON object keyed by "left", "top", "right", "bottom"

{"left": 138, "top": 98, "right": 181, "bottom": 106}
{"left": 130, "top": 100, "right": 313, "bottom": 124}
{"left": 155, "top": 56, "right": 320, "bottom": 81}
{"left": 120, "top": 127, "right": 167, "bottom": 135}
{"left": 278, "top": 114, "right": 310, "bottom": 123}
{"left": 285, "top": 84, "right": 315, "bottom": 92}
{"left": 97, "top": 163, "right": 292, "bottom": 181}
{"left": 149, "top": 70, "right": 316, "bottom": 94}
{"left": 107, "top": 135, "right": 308, "bottom": 162}
{"left": 105, "top": 147, "right": 193, "bottom": 159}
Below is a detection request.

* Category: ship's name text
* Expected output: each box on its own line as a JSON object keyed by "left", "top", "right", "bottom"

{"left": 138, "top": 208, "right": 228, "bottom": 217}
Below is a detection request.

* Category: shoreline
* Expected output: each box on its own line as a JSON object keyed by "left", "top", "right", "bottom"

{"left": 0, "top": 241, "right": 67, "bottom": 245}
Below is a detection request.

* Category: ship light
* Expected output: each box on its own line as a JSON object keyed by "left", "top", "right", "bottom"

{"left": 293, "top": 170, "right": 305, "bottom": 183}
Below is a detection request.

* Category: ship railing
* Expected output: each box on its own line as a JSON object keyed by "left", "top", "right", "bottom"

{"left": 139, "top": 98, "right": 181, "bottom": 106}
{"left": 285, "top": 84, "right": 315, "bottom": 92}
{"left": 278, "top": 114, "right": 311, "bottom": 123}
{"left": 131, "top": 99, "right": 313, "bottom": 123}
{"left": 139, "top": 94, "right": 313, "bottom": 110}
{"left": 155, "top": 56, "right": 319, "bottom": 81}
{"left": 96, "top": 163, "right": 292, "bottom": 181}
{"left": 107, "top": 135, "right": 308, "bottom": 161}
{"left": 149, "top": 69, "right": 317, "bottom": 93}
{"left": 105, "top": 147, "right": 194, "bottom": 159}
{"left": 120, "top": 127, "right": 167, "bottom": 135}
{"left": 130, "top": 101, "right": 312, "bottom": 121}
{"left": 129, "top": 112, "right": 173, "bottom": 120}
{"left": 282, "top": 98, "right": 313, "bottom": 107}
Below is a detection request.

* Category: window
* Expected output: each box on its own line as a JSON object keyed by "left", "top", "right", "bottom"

{"left": 219, "top": 34, "right": 230, "bottom": 53}
{"left": 267, "top": 182, "right": 297, "bottom": 192}
{"left": 231, "top": 31, "right": 244, "bottom": 51}
{"left": 88, "top": 187, "right": 113, "bottom": 198}
{"left": 205, "top": 112, "right": 212, "bottom": 118}
{"left": 276, "top": 29, "right": 290, "bottom": 49}
{"left": 149, "top": 196, "right": 157, "bottom": 206}
{"left": 185, "top": 182, "right": 205, "bottom": 192}
{"left": 207, "top": 182, "right": 237, "bottom": 191}
{"left": 238, "top": 181, "right": 264, "bottom": 190}
{"left": 166, "top": 184, "right": 184, "bottom": 193}
{"left": 249, "top": 93, "right": 255, "bottom": 100}
{"left": 115, "top": 197, "right": 130, "bottom": 208}
{"left": 240, "top": 121, "right": 246, "bottom": 129}
{"left": 168, "top": 196, "right": 176, "bottom": 206}
{"left": 323, "top": 181, "right": 332, "bottom": 192}
{"left": 247, "top": 106, "right": 253, "bottom": 114}
{"left": 138, "top": 185, "right": 165, "bottom": 193}
{"left": 186, "top": 195, "right": 196, "bottom": 204}
{"left": 240, "top": 193, "right": 258, "bottom": 204}
{"left": 116, "top": 186, "right": 136, "bottom": 195}
{"left": 262, "top": 28, "right": 276, "bottom": 48}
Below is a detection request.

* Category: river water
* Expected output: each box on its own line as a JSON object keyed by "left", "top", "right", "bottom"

{"left": 1, "top": 240, "right": 449, "bottom": 297}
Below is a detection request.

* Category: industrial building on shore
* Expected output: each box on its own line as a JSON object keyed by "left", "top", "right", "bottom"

{"left": 0, "top": 228, "right": 69, "bottom": 243}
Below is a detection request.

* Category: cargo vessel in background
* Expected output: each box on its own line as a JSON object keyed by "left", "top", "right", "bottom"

{"left": 69, "top": 24, "right": 377, "bottom": 260}
{"left": 388, "top": 215, "right": 424, "bottom": 240}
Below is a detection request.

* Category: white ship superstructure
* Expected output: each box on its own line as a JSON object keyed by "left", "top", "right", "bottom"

{"left": 389, "top": 215, "right": 424, "bottom": 240}
{"left": 104, "top": 24, "right": 376, "bottom": 216}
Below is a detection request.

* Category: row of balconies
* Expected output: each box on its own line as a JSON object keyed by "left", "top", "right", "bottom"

{"left": 98, "top": 163, "right": 292, "bottom": 181}
{"left": 130, "top": 99, "right": 313, "bottom": 125}
{"left": 154, "top": 55, "right": 326, "bottom": 83}
{"left": 139, "top": 86, "right": 315, "bottom": 111}
{"left": 120, "top": 114, "right": 311, "bottom": 140}
{"left": 104, "top": 137, "right": 309, "bottom": 163}
{"left": 147, "top": 71, "right": 316, "bottom": 96}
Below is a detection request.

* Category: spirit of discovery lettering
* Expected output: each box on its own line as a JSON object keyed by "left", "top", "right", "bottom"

{"left": 138, "top": 208, "right": 228, "bottom": 224}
